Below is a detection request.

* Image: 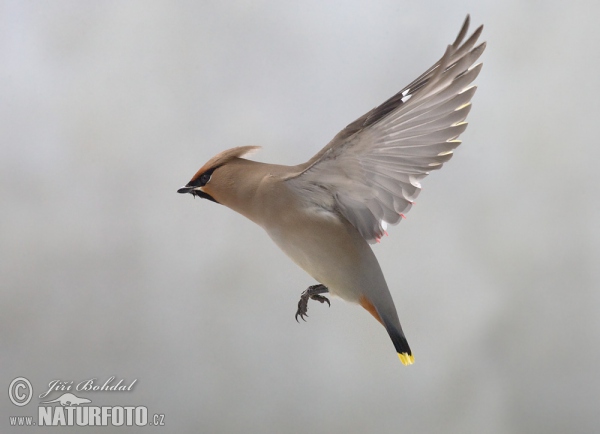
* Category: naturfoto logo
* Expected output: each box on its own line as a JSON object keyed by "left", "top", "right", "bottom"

{"left": 8, "top": 376, "right": 165, "bottom": 428}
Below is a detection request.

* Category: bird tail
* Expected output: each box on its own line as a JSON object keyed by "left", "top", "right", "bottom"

{"left": 359, "top": 295, "right": 414, "bottom": 365}
{"left": 382, "top": 317, "right": 414, "bottom": 366}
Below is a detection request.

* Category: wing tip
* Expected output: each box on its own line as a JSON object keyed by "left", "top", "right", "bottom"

{"left": 452, "top": 15, "right": 470, "bottom": 48}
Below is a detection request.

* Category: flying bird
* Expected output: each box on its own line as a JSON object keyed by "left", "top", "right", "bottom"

{"left": 178, "top": 16, "right": 485, "bottom": 365}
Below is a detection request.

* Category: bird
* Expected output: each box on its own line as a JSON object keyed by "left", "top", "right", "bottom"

{"left": 178, "top": 16, "right": 485, "bottom": 365}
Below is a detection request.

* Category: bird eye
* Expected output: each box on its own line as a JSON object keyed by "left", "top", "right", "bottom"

{"left": 200, "top": 172, "right": 211, "bottom": 186}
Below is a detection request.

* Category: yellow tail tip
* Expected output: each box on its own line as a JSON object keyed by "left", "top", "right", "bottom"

{"left": 398, "top": 353, "right": 415, "bottom": 365}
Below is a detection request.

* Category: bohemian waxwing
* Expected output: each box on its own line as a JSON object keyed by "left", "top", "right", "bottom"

{"left": 178, "top": 16, "right": 485, "bottom": 365}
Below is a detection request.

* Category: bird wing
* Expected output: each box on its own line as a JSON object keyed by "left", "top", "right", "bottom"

{"left": 286, "top": 16, "right": 486, "bottom": 243}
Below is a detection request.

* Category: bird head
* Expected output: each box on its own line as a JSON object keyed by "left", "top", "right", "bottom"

{"left": 177, "top": 146, "right": 261, "bottom": 204}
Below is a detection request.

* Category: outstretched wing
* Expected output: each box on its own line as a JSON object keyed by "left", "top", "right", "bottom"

{"left": 286, "top": 16, "right": 485, "bottom": 243}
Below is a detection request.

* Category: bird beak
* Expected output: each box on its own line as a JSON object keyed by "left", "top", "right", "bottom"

{"left": 177, "top": 185, "right": 218, "bottom": 203}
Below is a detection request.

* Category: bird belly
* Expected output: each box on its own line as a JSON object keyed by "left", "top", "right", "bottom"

{"left": 264, "top": 207, "right": 383, "bottom": 303}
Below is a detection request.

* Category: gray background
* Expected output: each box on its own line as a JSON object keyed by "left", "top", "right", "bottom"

{"left": 2, "top": 1, "right": 599, "bottom": 433}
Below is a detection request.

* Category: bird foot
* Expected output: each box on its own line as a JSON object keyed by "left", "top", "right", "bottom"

{"left": 295, "top": 284, "right": 330, "bottom": 322}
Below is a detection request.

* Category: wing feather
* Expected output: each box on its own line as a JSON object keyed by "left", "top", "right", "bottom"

{"left": 287, "top": 16, "right": 485, "bottom": 243}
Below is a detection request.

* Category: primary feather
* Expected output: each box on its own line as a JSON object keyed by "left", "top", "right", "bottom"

{"left": 287, "top": 16, "right": 486, "bottom": 243}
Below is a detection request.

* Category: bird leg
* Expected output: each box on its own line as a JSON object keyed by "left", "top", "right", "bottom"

{"left": 295, "top": 284, "right": 330, "bottom": 322}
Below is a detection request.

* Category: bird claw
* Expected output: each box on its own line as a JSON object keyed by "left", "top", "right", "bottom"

{"left": 295, "top": 295, "right": 309, "bottom": 322}
{"left": 310, "top": 294, "right": 330, "bottom": 307}
{"left": 295, "top": 284, "right": 330, "bottom": 322}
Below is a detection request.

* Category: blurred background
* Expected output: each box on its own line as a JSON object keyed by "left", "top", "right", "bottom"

{"left": 2, "top": 1, "right": 599, "bottom": 433}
